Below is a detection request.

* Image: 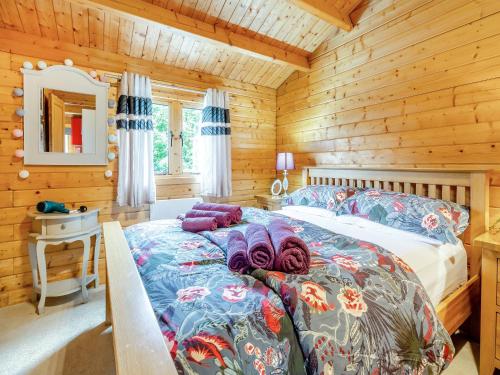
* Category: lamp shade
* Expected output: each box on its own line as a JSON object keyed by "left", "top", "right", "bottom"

{"left": 276, "top": 152, "right": 295, "bottom": 171}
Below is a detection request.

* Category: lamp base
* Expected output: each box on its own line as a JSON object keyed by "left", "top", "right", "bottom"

{"left": 282, "top": 170, "right": 289, "bottom": 197}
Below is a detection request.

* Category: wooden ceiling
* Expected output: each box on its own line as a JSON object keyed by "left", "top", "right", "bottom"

{"left": 0, "top": 0, "right": 362, "bottom": 89}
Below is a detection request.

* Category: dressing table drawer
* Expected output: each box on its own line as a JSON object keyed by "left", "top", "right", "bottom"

{"left": 46, "top": 217, "right": 83, "bottom": 235}
{"left": 30, "top": 209, "right": 99, "bottom": 237}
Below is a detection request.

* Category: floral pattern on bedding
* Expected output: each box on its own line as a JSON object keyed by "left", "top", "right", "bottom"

{"left": 282, "top": 185, "right": 360, "bottom": 212}
{"left": 125, "top": 220, "right": 306, "bottom": 375}
{"left": 125, "top": 208, "right": 454, "bottom": 375}
{"left": 337, "top": 189, "right": 469, "bottom": 244}
{"left": 244, "top": 208, "right": 454, "bottom": 375}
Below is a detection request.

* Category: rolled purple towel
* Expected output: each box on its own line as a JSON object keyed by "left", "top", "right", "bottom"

{"left": 227, "top": 231, "right": 250, "bottom": 274}
{"left": 181, "top": 217, "right": 217, "bottom": 233}
{"left": 192, "top": 203, "right": 242, "bottom": 224}
{"left": 245, "top": 223, "right": 274, "bottom": 270}
{"left": 185, "top": 209, "right": 232, "bottom": 228}
{"left": 268, "top": 219, "right": 310, "bottom": 275}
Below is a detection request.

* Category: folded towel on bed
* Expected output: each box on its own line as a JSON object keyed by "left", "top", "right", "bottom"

{"left": 227, "top": 230, "right": 251, "bottom": 274}
{"left": 181, "top": 217, "right": 217, "bottom": 233}
{"left": 268, "top": 219, "right": 310, "bottom": 274}
{"left": 245, "top": 223, "right": 274, "bottom": 270}
{"left": 177, "top": 214, "right": 185, "bottom": 221}
{"left": 185, "top": 209, "right": 232, "bottom": 228}
{"left": 192, "top": 203, "right": 242, "bottom": 224}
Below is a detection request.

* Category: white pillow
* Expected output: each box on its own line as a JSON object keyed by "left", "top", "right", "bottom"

{"left": 280, "top": 205, "right": 336, "bottom": 219}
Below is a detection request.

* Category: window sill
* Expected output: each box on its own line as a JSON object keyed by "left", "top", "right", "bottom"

{"left": 155, "top": 174, "right": 200, "bottom": 184}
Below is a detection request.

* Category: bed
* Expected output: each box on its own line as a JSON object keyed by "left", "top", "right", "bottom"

{"left": 277, "top": 205, "right": 468, "bottom": 308}
{"left": 103, "top": 167, "right": 490, "bottom": 375}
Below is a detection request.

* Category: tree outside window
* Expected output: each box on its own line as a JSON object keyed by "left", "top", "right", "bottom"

{"left": 182, "top": 108, "right": 201, "bottom": 174}
{"left": 152, "top": 103, "right": 169, "bottom": 175}
{"left": 152, "top": 103, "right": 201, "bottom": 175}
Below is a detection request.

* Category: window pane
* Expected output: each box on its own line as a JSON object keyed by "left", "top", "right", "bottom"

{"left": 182, "top": 108, "right": 201, "bottom": 173}
{"left": 153, "top": 103, "right": 169, "bottom": 175}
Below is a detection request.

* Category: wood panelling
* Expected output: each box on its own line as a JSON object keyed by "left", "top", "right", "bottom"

{"left": 0, "top": 0, "right": 365, "bottom": 88}
{"left": 3, "top": 0, "right": 499, "bottom": 309}
{"left": 276, "top": 0, "right": 500, "bottom": 224}
{"left": 290, "top": 0, "right": 355, "bottom": 31}
{"left": 80, "top": 0, "right": 310, "bottom": 72}
{"left": 0, "top": 37, "right": 276, "bottom": 306}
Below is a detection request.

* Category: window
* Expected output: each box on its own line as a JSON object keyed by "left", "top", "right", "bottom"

{"left": 182, "top": 108, "right": 202, "bottom": 173}
{"left": 152, "top": 103, "right": 169, "bottom": 175}
{"left": 152, "top": 102, "right": 201, "bottom": 176}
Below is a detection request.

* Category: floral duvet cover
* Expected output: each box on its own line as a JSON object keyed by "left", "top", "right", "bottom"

{"left": 125, "top": 208, "right": 454, "bottom": 375}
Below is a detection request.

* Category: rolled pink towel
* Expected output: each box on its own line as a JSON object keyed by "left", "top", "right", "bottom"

{"left": 181, "top": 217, "right": 217, "bottom": 233}
{"left": 227, "top": 231, "right": 250, "bottom": 274}
{"left": 192, "top": 203, "right": 242, "bottom": 224}
{"left": 245, "top": 223, "right": 274, "bottom": 270}
{"left": 185, "top": 209, "right": 232, "bottom": 228}
{"left": 268, "top": 219, "right": 310, "bottom": 275}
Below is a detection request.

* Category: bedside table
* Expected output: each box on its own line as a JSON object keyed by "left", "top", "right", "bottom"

{"left": 256, "top": 194, "right": 283, "bottom": 211}
{"left": 475, "top": 230, "right": 500, "bottom": 375}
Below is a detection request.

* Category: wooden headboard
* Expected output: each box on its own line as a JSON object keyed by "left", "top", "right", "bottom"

{"left": 302, "top": 167, "right": 490, "bottom": 277}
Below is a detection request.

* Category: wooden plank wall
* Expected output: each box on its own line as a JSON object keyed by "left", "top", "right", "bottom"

{"left": 0, "top": 37, "right": 276, "bottom": 307}
{"left": 276, "top": 0, "right": 500, "bottom": 225}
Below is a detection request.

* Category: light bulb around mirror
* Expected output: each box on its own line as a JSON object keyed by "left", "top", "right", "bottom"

{"left": 18, "top": 170, "right": 29, "bottom": 179}
{"left": 12, "top": 129, "right": 23, "bottom": 138}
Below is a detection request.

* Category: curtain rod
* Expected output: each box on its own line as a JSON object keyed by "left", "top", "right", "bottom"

{"left": 103, "top": 73, "right": 206, "bottom": 95}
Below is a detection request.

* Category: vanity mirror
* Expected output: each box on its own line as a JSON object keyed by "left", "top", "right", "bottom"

{"left": 40, "top": 89, "right": 97, "bottom": 154}
{"left": 23, "top": 65, "right": 109, "bottom": 165}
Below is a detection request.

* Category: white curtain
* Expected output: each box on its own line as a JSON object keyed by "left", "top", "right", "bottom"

{"left": 116, "top": 72, "right": 156, "bottom": 208}
{"left": 199, "top": 89, "right": 232, "bottom": 198}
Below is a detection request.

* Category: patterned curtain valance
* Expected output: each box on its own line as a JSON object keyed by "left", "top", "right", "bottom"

{"left": 116, "top": 74, "right": 154, "bottom": 131}
{"left": 201, "top": 126, "right": 231, "bottom": 136}
{"left": 201, "top": 104, "right": 231, "bottom": 136}
{"left": 202, "top": 106, "right": 231, "bottom": 124}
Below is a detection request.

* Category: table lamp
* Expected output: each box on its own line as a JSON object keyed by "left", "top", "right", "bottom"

{"left": 276, "top": 152, "right": 295, "bottom": 197}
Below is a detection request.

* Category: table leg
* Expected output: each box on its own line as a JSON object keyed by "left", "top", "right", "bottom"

{"left": 93, "top": 231, "right": 101, "bottom": 288}
{"left": 28, "top": 240, "right": 38, "bottom": 304}
{"left": 81, "top": 236, "right": 91, "bottom": 303}
{"left": 36, "top": 241, "right": 47, "bottom": 314}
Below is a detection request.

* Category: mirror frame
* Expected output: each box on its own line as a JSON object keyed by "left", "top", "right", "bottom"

{"left": 271, "top": 179, "right": 283, "bottom": 196}
{"left": 22, "top": 65, "right": 109, "bottom": 165}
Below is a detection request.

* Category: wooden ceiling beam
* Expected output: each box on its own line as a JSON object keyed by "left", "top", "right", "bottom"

{"left": 290, "top": 0, "right": 353, "bottom": 31}
{"left": 346, "top": 0, "right": 366, "bottom": 15}
{"left": 0, "top": 27, "right": 277, "bottom": 95}
{"left": 73, "top": 0, "right": 311, "bottom": 72}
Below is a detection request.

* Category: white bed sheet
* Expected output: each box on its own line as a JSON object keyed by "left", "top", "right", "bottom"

{"left": 276, "top": 206, "right": 468, "bottom": 307}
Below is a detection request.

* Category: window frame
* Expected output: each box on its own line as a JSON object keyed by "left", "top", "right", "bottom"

{"left": 181, "top": 105, "right": 203, "bottom": 175}
{"left": 153, "top": 99, "right": 203, "bottom": 178}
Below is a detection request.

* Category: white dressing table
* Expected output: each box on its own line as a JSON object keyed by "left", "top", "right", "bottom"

{"left": 28, "top": 209, "right": 101, "bottom": 314}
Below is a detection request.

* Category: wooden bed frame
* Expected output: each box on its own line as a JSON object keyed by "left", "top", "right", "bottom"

{"left": 302, "top": 167, "right": 490, "bottom": 334}
{"left": 103, "top": 167, "right": 490, "bottom": 375}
